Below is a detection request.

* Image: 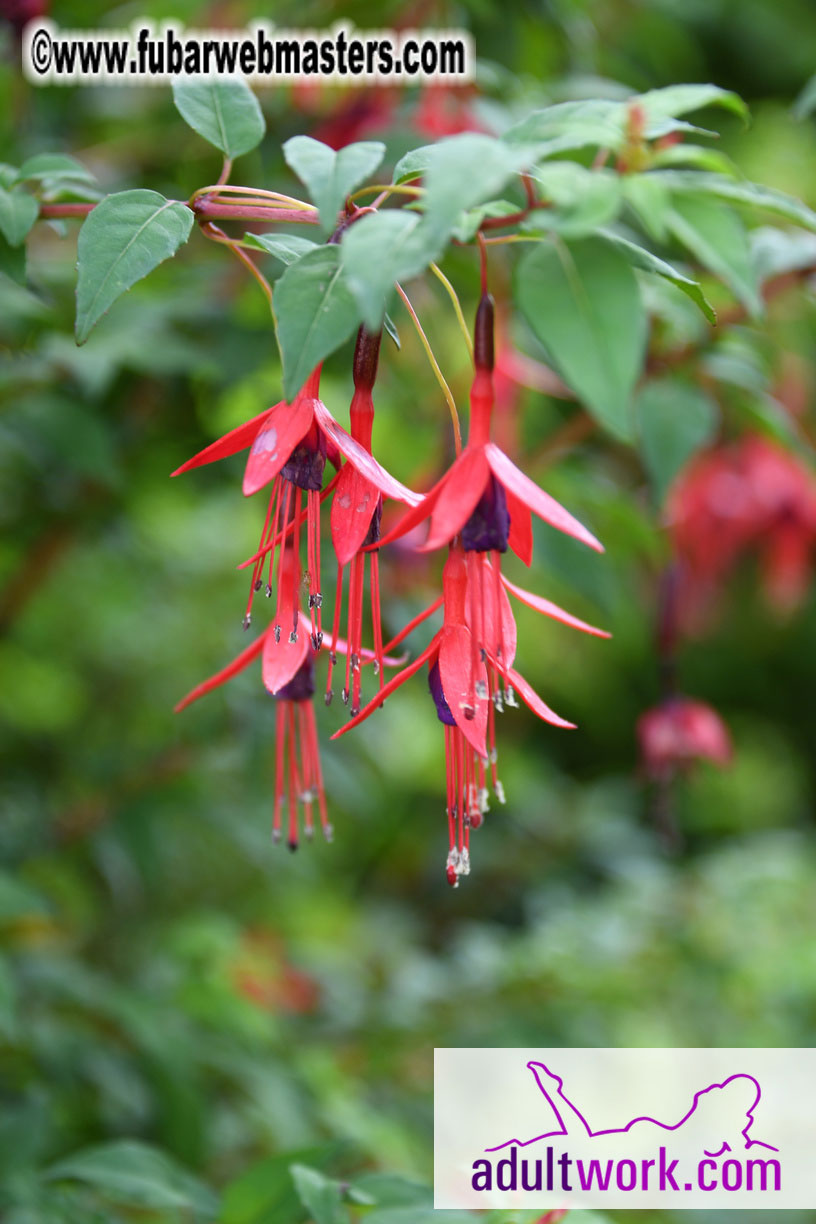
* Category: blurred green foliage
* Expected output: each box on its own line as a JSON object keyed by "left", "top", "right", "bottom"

{"left": 2, "top": 1, "right": 816, "bottom": 1221}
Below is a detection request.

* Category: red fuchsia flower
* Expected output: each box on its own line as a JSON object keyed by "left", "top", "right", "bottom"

{"left": 334, "top": 546, "right": 608, "bottom": 885}
{"left": 175, "top": 549, "right": 396, "bottom": 850}
{"left": 172, "top": 365, "right": 418, "bottom": 650}
{"left": 325, "top": 327, "right": 394, "bottom": 715}
{"left": 637, "top": 696, "right": 732, "bottom": 781}
{"left": 668, "top": 435, "right": 816, "bottom": 626}
{"left": 373, "top": 292, "right": 603, "bottom": 703}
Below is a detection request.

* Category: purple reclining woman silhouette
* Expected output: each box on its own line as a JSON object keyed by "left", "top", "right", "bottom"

{"left": 487, "top": 1061, "right": 778, "bottom": 1157}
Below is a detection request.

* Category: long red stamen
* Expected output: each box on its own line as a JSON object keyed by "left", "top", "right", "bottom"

{"left": 350, "top": 552, "right": 366, "bottom": 716}
{"left": 274, "top": 484, "right": 293, "bottom": 635}
{"left": 308, "top": 705, "right": 331, "bottom": 840}
{"left": 273, "top": 701, "right": 285, "bottom": 843}
{"left": 309, "top": 488, "right": 323, "bottom": 646}
{"left": 245, "top": 480, "right": 279, "bottom": 627}
{"left": 492, "top": 550, "right": 504, "bottom": 663}
{"left": 287, "top": 701, "right": 299, "bottom": 850}
{"left": 296, "top": 701, "right": 314, "bottom": 841}
{"left": 343, "top": 553, "right": 357, "bottom": 706}
{"left": 291, "top": 489, "right": 303, "bottom": 640}
{"left": 457, "top": 728, "right": 465, "bottom": 856}
{"left": 326, "top": 562, "right": 344, "bottom": 704}
{"left": 370, "top": 552, "right": 385, "bottom": 700}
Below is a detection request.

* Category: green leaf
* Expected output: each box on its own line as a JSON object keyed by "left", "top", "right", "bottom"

{"left": 172, "top": 80, "right": 265, "bottom": 158}
{"left": 222, "top": 1145, "right": 343, "bottom": 1224}
{"left": 635, "top": 83, "right": 748, "bottom": 128}
{"left": 283, "top": 136, "right": 385, "bottom": 234}
{"left": 650, "top": 143, "right": 739, "bottom": 175}
{"left": 598, "top": 229, "right": 716, "bottom": 323}
{"left": 667, "top": 195, "right": 761, "bottom": 315}
{"left": 16, "top": 153, "right": 94, "bottom": 184}
{"left": 242, "top": 232, "right": 318, "bottom": 265}
{"left": 623, "top": 173, "right": 673, "bottom": 241}
{"left": 503, "top": 99, "right": 627, "bottom": 156}
{"left": 44, "top": 1140, "right": 219, "bottom": 1217}
{"left": 275, "top": 246, "right": 362, "bottom": 398}
{"left": 452, "top": 199, "right": 519, "bottom": 243}
{"left": 516, "top": 237, "right": 647, "bottom": 439}
{"left": 0, "top": 871, "right": 50, "bottom": 923}
{"left": 654, "top": 169, "right": 816, "bottom": 231}
{"left": 0, "top": 188, "right": 38, "bottom": 247}
{"left": 422, "top": 133, "right": 537, "bottom": 235}
{"left": 290, "top": 1165, "right": 349, "bottom": 1224}
{"left": 341, "top": 210, "right": 441, "bottom": 329}
{"left": 0, "top": 238, "right": 26, "bottom": 284}
{"left": 526, "top": 164, "right": 622, "bottom": 237}
{"left": 637, "top": 376, "right": 718, "bottom": 501}
{"left": 0, "top": 956, "right": 16, "bottom": 1040}
{"left": 74, "top": 190, "right": 194, "bottom": 344}
{"left": 793, "top": 73, "right": 816, "bottom": 119}
{"left": 392, "top": 145, "right": 434, "bottom": 184}
{"left": 502, "top": 93, "right": 730, "bottom": 159}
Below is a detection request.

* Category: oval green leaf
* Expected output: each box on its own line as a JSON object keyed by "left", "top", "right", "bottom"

{"left": 0, "top": 187, "right": 38, "bottom": 247}
{"left": 75, "top": 190, "right": 194, "bottom": 344}
{"left": 275, "top": 246, "right": 362, "bottom": 399}
{"left": 283, "top": 136, "right": 385, "bottom": 234}
{"left": 516, "top": 237, "right": 647, "bottom": 440}
{"left": 172, "top": 80, "right": 265, "bottom": 159}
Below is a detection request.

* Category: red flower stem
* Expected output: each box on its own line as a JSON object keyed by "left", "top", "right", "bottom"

{"left": 477, "top": 233, "right": 489, "bottom": 296}
{"left": 39, "top": 203, "right": 95, "bottom": 217}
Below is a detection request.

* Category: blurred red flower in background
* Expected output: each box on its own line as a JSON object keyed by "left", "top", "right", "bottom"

{"left": 637, "top": 696, "right": 732, "bottom": 781}
{"left": 668, "top": 435, "right": 816, "bottom": 627}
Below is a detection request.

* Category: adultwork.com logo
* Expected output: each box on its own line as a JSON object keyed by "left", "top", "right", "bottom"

{"left": 433, "top": 1048, "right": 806, "bottom": 1210}
{"left": 473, "top": 1060, "right": 781, "bottom": 1196}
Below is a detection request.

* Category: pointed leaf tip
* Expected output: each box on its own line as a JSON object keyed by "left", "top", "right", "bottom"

{"left": 75, "top": 190, "right": 193, "bottom": 344}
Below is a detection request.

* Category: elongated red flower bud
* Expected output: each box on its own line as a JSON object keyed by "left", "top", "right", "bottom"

{"left": 474, "top": 291, "right": 495, "bottom": 374}
{"left": 353, "top": 326, "right": 382, "bottom": 392}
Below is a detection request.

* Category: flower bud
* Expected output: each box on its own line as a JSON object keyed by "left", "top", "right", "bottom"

{"left": 353, "top": 326, "right": 382, "bottom": 392}
{"left": 474, "top": 291, "right": 495, "bottom": 373}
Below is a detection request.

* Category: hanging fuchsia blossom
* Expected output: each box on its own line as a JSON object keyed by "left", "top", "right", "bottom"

{"left": 326, "top": 327, "right": 393, "bottom": 714}
{"left": 372, "top": 292, "right": 603, "bottom": 717}
{"left": 176, "top": 550, "right": 399, "bottom": 849}
{"left": 375, "top": 293, "right": 602, "bottom": 566}
{"left": 334, "top": 547, "right": 607, "bottom": 884}
{"left": 172, "top": 366, "right": 418, "bottom": 645}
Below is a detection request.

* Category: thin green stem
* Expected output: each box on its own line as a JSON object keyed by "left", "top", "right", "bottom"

{"left": 396, "top": 283, "right": 461, "bottom": 455}
{"left": 350, "top": 183, "right": 424, "bottom": 203}
{"left": 200, "top": 221, "right": 275, "bottom": 317}
{"left": 429, "top": 263, "right": 473, "bottom": 362}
